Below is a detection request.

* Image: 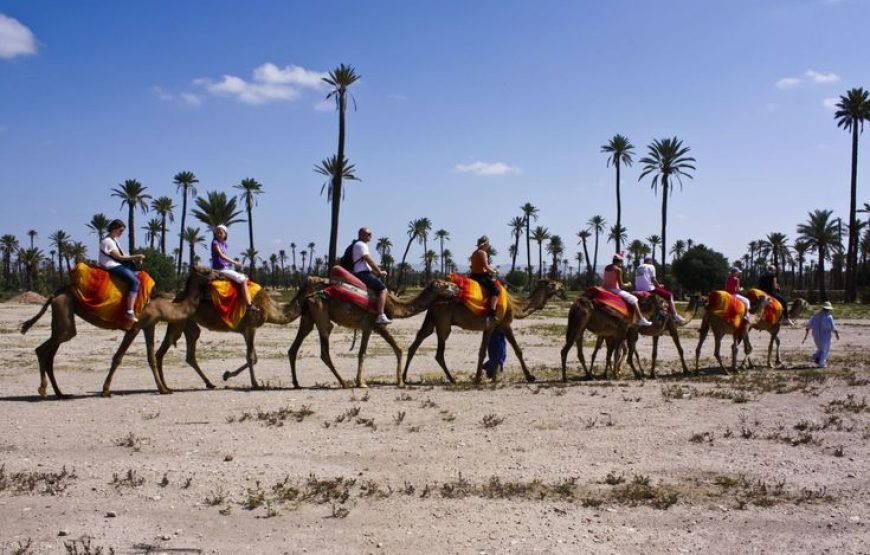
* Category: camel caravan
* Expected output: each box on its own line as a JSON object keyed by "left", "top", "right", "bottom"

{"left": 19, "top": 231, "right": 809, "bottom": 400}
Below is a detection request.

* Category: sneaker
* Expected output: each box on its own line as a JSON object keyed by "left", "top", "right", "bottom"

{"left": 125, "top": 310, "right": 138, "bottom": 323}
{"left": 785, "top": 318, "right": 795, "bottom": 327}
{"left": 673, "top": 314, "right": 686, "bottom": 325}
{"left": 637, "top": 317, "right": 653, "bottom": 327}
{"left": 375, "top": 314, "right": 392, "bottom": 325}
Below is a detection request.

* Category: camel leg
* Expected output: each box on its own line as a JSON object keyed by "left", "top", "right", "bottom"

{"left": 502, "top": 325, "right": 535, "bottom": 383}
{"left": 355, "top": 330, "right": 370, "bottom": 388}
{"left": 695, "top": 316, "right": 710, "bottom": 373}
{"left": 432, "top": 322, "right": 456, "bottom": 384}
{"left": 314, "top": 317, "right": 349, "bottom": 389}
{"left": 589, "top": 335, "right": 604, "bottom": 371}
{"left": 625, "top": 334, "right": 642, "bottom": 379}
{"left": 772, "top": 334, "right": 781, "bottom": 367}
{"left": 176, "top": 322, "right": 215, "bottom": 389}
{"left": 473, "top": 328, "right": 493, "bottom": 384}
{"left": 560, "top": 307, "right": 589, "bottom": 382}
{"left": 141, "top": 324, "right": 172, "bottom": 393}
{"left": 742, "top": 335, "right": 754, "bottom": 370}
{"left": 668, "top": 328, "right": 689, "bottom": 375}
{"left": 403, "top": 310, "right": 438, "bottom": 383}
{"left": 373, "top": 327, "right": 404, "bottom": 387}
{"left": 287, "top": 313, "right": 315, "bottom": 389}
{"left": 36, "top": 302, "right": 77, "bottom": 399}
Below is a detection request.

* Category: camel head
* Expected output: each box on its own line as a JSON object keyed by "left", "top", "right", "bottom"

{"left": 430, "top": 279, "right": 460, "bottom": 299}
{"left": 790, "top": 297, "right": 809, "bottom": 319}
{"left": 536, "top": 278, "right": 567, "bottom": 300}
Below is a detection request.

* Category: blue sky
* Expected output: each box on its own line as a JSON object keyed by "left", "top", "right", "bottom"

{"left": 1, "top": 0, "right": 868, "bottom": 272}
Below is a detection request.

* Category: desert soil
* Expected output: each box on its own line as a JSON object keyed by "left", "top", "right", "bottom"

{"left": 1, "top": 297, "right": 868, "bottom": 555}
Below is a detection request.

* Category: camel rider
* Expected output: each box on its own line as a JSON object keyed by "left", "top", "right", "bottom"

{"left": 99, "top": 219, "right": 146, "bottom": 322}
{"left": 352, "top": 227, "right": 391, "bottom": 325}
{"left": 759, "top": 265, "right": 792, "bottom": 325}
{"left": 470, "top": 235, "right": 499, "bottom": 320}
{"left": 603, "top": 253, "right": 652, "bottom": 327}
{"left": 634, "top": 256, "right": 685, "bottom": 324}
{"left": 726, "top": 267, "right": 753, "bottom": 325}
{"left": 211, "top": 225, "right": 259, "bottom": 312}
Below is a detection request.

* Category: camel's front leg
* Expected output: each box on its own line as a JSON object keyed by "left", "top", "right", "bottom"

{"left": 242, "top": 328, "right": 260, "bottom": 389}
{"left": 374, "top": 328, "right": 404, "bottom": 387}
{"left": 669, "top": 327, "right": 689, "bottom": 376}
{"left": 142, "top": 325, "right": 172, "bottom": 394}
{"left": 432, "top": 322, "right": 456, "bottom": 384}
{"left": 473, "top": 329, "right": 491, "bottom": 384}
{"left": 403, "top": 310, "right": 436, "bottom": 383}
{"left": 768, "top": 331, "right": 781, "bottom": 368}
{"left": 103, "top": 325, "right": 162, "bottom": 397}
{"left": 695, "top": 318, "right": 710, "bottom": 373}
{"left": 287, "top": 313, "right": 317, "bottom": 388}
{"left": 314, "top": 316, "right": 349, "bottom": 389}
{"left": 355, "top": 330, "right": 370, "bottom": 388}
{"left": 502, "top": 326, "right": 535, "bottom": 383}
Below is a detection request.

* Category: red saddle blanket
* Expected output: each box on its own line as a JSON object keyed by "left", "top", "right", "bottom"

{"left": 448, "top": 273, "right": 508, "bottom": 320}
{"left": 585, "top": 287, "right": 631, "bottom": 321}
{"left": 707, "top": 290, "right": 747, "bottom": 335}
{"left": 209, "top": 279, "right": 263, "bottom": 329}
{"left": 70, "top": 262, "right": 155, "bottom": 330}
{"left": 323, "top": 265, "right": 378, "bottom": 313}
{"left": 744, "top": 288, "right": 783, "bottom": 325}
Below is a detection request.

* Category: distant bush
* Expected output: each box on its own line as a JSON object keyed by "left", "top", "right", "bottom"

{"left": 139, "top": 248, "right": 181, "bottom": 292}
{"left": 503, "top": 270, "right": 528, "bottom": 289}
{"left": 671, "top": 244, "right": 729, "bottom": 294}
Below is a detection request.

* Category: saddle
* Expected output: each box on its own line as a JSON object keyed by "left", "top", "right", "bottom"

{"left": 448, "top": 273, "right": 508, "bottom": 320}
{"left": 706, "top": 290, "right": 747, "bottom": 335}
{"left": 323, "top": 265, "right": 380, "bottom": 314}
{"left": 209, "top": 278, "right": 262, "bottom": 329}
{"left": 744, "top": 288, "right": 783, "bottom": 325}
{"left": 585, "top": 287, "right": 632, "bottom": 321}
{"left": 70, "top": 262, "right": 155, "bottom": 330}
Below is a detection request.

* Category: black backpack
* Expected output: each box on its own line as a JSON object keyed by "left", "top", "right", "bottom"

{"left": 339, "top": 240, "right": 359, "bottom": 272}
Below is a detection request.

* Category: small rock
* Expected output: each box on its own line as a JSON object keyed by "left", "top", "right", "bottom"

{"left": 161, "top": 534, "right": 171, "bottom": 541}
{"left": 849, "top": 516, "right": 860, "bottom": 523}
{"left": 105, "top": 511, "right": 117, "bottom": 518}
{"left": 377, "top": 543, "right": 383, "bottom": 548}
{"left": 224, "top": 454, "right": 234, "bottom": 462}
{"left": 150, "top": 495, "right": 161, "bottom": 501}
{"left": 58, "top": 530, "right": 69, "bottom": 537}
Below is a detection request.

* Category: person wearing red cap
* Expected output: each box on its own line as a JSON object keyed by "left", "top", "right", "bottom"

{"left": 602, "top": 253, "right": 651, "bottom": 327}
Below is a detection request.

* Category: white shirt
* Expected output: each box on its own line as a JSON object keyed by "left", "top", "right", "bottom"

{"left": 351, "top": 240, "right": 372, "bottom": 273}
{"left": 635, "top": 263, "right": 656, "bottom": 292}
{"left": 99, "top": 237, "right": 122, "bottom": 270}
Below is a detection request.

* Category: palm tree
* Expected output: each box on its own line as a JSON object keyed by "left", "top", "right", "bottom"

{"left": 191, "top": 191, "right": 244, "bottom": 229}
{"left": 834, "top": 87, "right": 870, "bottom": 301}
{"left": 151, "top": 196, "right": 175, "bottom": 255}
{"left": 376, "top": 236, "right": 392, "bottom": 264}
{"left": 793, "top": 239, "right": 810, "bottom": 290}
{"left": 278, "top": 249, "right": 287, "bottom": 283}
{"left": 586, "top": 215, "right": 606, "bottom": 278}
{"left": 111, "top": 179, "right": 151, "bottom": 252}
{"left": 234, "top": 177, "right": 264, "bottom": 275}
{"left": 646, "top": 235, "right": 662, "bottom": 265}
{"left": 638, "top": 137, "right": 696, "bottom": 265}
{"left": 27, "top": 229, "right": 37, "bottom": 249}
{"left": 417, "top": 218, "right": 433, "bottom": 281}
{"left": 299, "top": 250, "right": 308, "bottom": 277}
{"left": 508, "top": 216, "right": 525, "bottom": 272}
{"left": 1, "top": 234, "right": 19, "bottom": 284}
{"left": 182, "top": 227, "right": 206, "bottom": 271}
{"left": 87, "top": 213, "right": 110, "bottom": 241}
{"left": 797, "top": 209, "right": 840, "bottom": 301}
{"left": 174, "top": 171, "right": 199, "bottom": 274}
{"left": 307, "top": 242, "right": 316, "bottom": 274}
{"left": 601, "top": 135, "right": 635, "bottom": 253}
{"left": 764, "top": 232, "right": 790, "bottom": 273}
{"left": 607, "top": 224, "right": 628, "bottom": 251}
{"left": 545, "top": 235, "right": 564, "bottom": 279}
{"left": 441, "top": 249, "right": 453, "bottom": 274}
{"left": 18, "top": 247, "right": 42, "bottom": 291}
{"left": 322, "top": 63, "right": 361, "bottom": 267}
{"left": 242, "top": 248, "right": 259, "bottom": 277}
{"left": 423, "top": 250, "right": 438, "bottom": 277}
{"left": 67, "top": 241, "right": 87, "bottom": 264}
{"left": 269, "top": 253, "right": 278, "bottom": 284}
{"left": 531, "top": 225, "right": 550, "bottom": 279}
{"left": 576, "top": 229, "right": 593, "bottom": 281}
{"left": 396, "top": 218, "right": 429, "bottom": 289}
{"left": 48, "top": 230, "right": 70, "bottom": 280}
{"left": 434, "top": 229, "right": 450, "bottom": 275}
{"left": 520, "top": 203, "right": 538, "bottom": 287}
{"left": 670, "top": 239, "right": 686, "bottom": 261}
{"left": 143, "top": 218, "right": 162, "bottom": 250}
{"left": 290, "top": 242, "right": 297, "bottom": 272}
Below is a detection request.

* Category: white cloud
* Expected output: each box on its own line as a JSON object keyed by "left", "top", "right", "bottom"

{"left": 822, "top": 97, "right": 839, "bottom": 110}
{"left": 775, "top": 77, "right": 800, "bottom": 89}
{"left": 805, "top": 69, "right": 839, "bottom": 83}
{"left": 151, "top": 86, "right": 202, "bottom": 107}
{"left": 0, "top": 13, "right": 37, "bottom": 59}
{"left": 195, "top": 63, "right": 327, "bottom": 105}
{"left": 454, "top": 161, "right": 520, "bottom": 176}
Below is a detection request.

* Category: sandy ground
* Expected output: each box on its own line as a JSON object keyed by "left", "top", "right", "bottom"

{"left": 1, "top": 296, "right": 869, "bottom": 555}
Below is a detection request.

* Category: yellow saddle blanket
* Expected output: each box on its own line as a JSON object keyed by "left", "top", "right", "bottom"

{"left": 210, "top": 279, "right": 263, "bottom": 329}
{"left": 70, "top": 262, "right": 155, "bottom": 330}
{"left": 707, "top": 290, "right": 747, "bottom": 335}
{"left": 448, "top": 274, "right": 508, "bottom": 320}
{"left": 745, "top": 288, "right": 783, "bottom": 325}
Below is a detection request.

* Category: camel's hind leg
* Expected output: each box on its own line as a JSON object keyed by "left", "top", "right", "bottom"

{"left": 312, "top": 316, "right": 349, "bottom": 389}
{"left": 372, "top": 327, "right": 404, "bottom": 387}
{"left": 403, "top": 310, "right": 441, "bottom": 383}
{"left": 287, "top": 313, "right": 316, "bottom": 388}
{"left": 560, "top": 306, "right": 590, "bottom": 382}
{"left": 240, "top": 327, "right": 260, "bottom": 389}
{"left": 473, "top": 328, "right": 493, "bottom": 384}
{"left": 36, "top": 301, "right": 77, "bottom": 399}
{"left": 501, "top": 326, "right": 535, "bottom": 383}
{"left": 694, "top": 316, "right": 710, "bottom": 373}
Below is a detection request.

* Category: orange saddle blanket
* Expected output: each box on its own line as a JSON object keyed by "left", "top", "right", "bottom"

{"left": 744, "top": 288, "right": 783, "bottom": 326}
{"left": 448, "top": 274, "right": 508, "bottom": 320}
{"left": 585, "top": 287, "right": 631, "bottom": 321}
{"left": 323, "top": 265, "right": 379, "bottom": 314}
{"left": 707, "top": 290, "right": 747, "bottom": 334}
{"left": 210, "top": 279, "right": 263, "bottom": 329}
{"left": 69, "top": 262, "right": 155, "bottom": 330}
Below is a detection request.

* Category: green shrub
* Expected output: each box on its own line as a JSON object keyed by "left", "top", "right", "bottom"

{"left": 504, "top": 270, "right": 528, "bottom": 289}
{"left": 671, "top": 244, "right": 729, "bottom": 294}
{"left": 139, "top": 248, "right": 181, "bottom": 293}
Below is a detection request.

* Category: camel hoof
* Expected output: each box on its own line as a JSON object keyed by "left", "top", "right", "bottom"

{"left": 339, "top": 380, "right": 351, "bottom": 389}
{"left": 525, "top": 374, "right": 537, "bottom": 383}
{"left": 251, "top": 382, "right": 262, "bottom": 390}
{"left": 101, "top": 390, "right": 112, "bottom": 398}
{"left": 204, "top": 381, "right": 216, "bottom": 389}
{"left": 356, "top": 382, "right": 369, "bottom": 389}
{"left": 222, "top": 371, "right": 231, "bottom": 382}
{"left": 38, "top": 387, "right": 47, "bottom": 399}
{"left": 159, "top": 389, "right": 173, "bottom": 395}
{"left": 397, "top": 381, "right": 406, "bottom": 389}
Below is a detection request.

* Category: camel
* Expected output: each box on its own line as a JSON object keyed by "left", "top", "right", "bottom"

{"left": 742, "top": 296, "right": 808, "bottom": 368}
{"left": 153, "top": 276, "right": 331, "bottom": 391}
{"left": 402, "top": 279, "right": 565, "bottom": 384}
{"left": 587, "top": 295, "right": 702, "bottom": 378}
{"left": 694, "top": 293, "right": 770, "bottom": 374}
{"left": 287, "top": 279, "right": 459, "bottom": 389}
{"left": 19, "top": 267, "right": 216, "bottom": 399}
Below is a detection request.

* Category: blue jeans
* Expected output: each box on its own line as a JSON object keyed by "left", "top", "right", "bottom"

{"left": 109, "top": 264, "right": 140, "bottom": 294}
{"left": 354, "top": 270, "right": 386, "bottom": 292}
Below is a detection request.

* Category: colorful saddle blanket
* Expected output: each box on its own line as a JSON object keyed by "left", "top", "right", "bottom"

{"left": 707, "top": 290, "right": 747, "bottom": 334}
{"left": 449, "top": 273, "right": 508, "bottom": 320}
{"left": 209, "top": 279, "right": 263, "bottom": 329}
{"left": 585, "top": 287, "right": 631, "bottom": 321}
{"left": 323, "top": 265, "right": 378, "bottom": 313}
{"left": 744, "top": 288, "right": 783, "bottom": 325}
{"left": 70, "top": 262, "right": 155, "bottom": 330}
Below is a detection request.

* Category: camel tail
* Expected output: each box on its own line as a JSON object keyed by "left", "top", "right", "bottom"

{"left": 20, "top": 295, "right": 54, "bottom": 334}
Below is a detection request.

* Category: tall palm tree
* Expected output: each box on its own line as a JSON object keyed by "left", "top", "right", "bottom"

{"left": 143, "top": 218, "right": 162, "bottom": 250}
{"left": 764, "top": 232, "right": 790, "bottom": 272}
{"left": 18, "top": 247, "right": 42, "bottom": 291}
{"left": 434, "top": 229, "right": 450, "bottom": 275}
{"left": 151, "top": 196, "right": 175, "bottom": 255}
{"left": 67, "top": 241, "right": 87, "bottom": 264}
{"left": 576, "top": 229, "right": 593, "bottom": 281}
{"left": 601, "top": 135, "right": 635, "bottom": 253}
{"left": 48, "top": 230, "right": 70, "bottom": 281}
{"left": 87, "top": 213, "right": 110, "bottom": 241}
{"left": 322, "top": 63, "right": 361, "bottom": 267}
{"left": 174, "top": 171, "right": 199, "bottom": 273}
{"left": 111, "top": 179, "right": 151, "bottom": 252}
{"left": 607, "top": 224, "right": 628, "bottom": 251}
{"left": 416, "top": 218, "right": 433, "bottom": 281}
{"left": 531, "top": 225, "right": 550, "bottom": 279}
{"left": 520, "top": 203, "right": 538, "bottom": 287}
{"left": 278, "top": 249, "right": 287, "bottom": 283}
{"left": 233, "top": 177, "right": 264, "bottom": 275}
{"left": 586, "top": 215, "right": 606, "bottom": 277}
{"left": 307, "top": 242, "right": 316, "bottom": 274}
{"left": 441, "top": 249, "right": 453, "bottom": 274}
{"left": 242, "top": 248, "right": 259, "bottom": 277}
{"left": 376, "top": 236, "right": 393, "bottom": 271}
{"left": 646, "top": 235, "right": 662, "bottom": 265}
{"left": 396, "top": 218, "right": 429, "bottom": 289}
{"left": 27, "top": 229, "right": 37, "bottom": 249}
{"left": 545, "top": 235, "right": 564, "bottom": 279}
{"left": 834, "top": 87, "right": 870, "bottom": 301}
{"left": 793, "top": 239, "right": 810, "bottom": 290}
{"left": 191, "top": 191, "right": 244, "bottom": 229}
{"left": 1, "top": 234, "right": 19, "bottom": 284}
{"left": 423, "top": 250, "right": 438, "bottom": 278}
{"left": 182, "top": 227, "right": 206, "bottom": 271}
{"left": 670, "top": 239, "right": 686, "bottom": 261}
{"left": 299, "top": 250, "right": 308, "bottom": 277}
{"left": 638, "top": 137, "right": 696, "bottom": 265}
{"left": 508, "top": 216, "right": 525, "bottom": 273}
{"left": 797, "top": 209, "right": 840, "bottom": 301}
{"left": 290, "top": 242, "right": 297, "bottom": 272}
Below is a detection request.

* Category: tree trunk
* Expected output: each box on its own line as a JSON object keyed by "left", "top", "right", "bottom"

{"left": 328, "top": 91, "right": 347, "bottom": 268}
{"left": 247, "top": 204, "right": 255, "bottom": 276}
{"left": 177, "top": 193, "right": 188, "bottom": 274}
{"left": 127, "top": 204, "right": 135, "bottom": 253}
{"left": 846, "top": 123, "right": 859, "bottom": 302}
{"left": 615, "top": 162, "right": 622, "bottom": 253}
{"left": 660, "top": 177, "right": 669, "bottom": 267}
{"left": 395, "top": 234, "right": 415, "bottom": 291}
